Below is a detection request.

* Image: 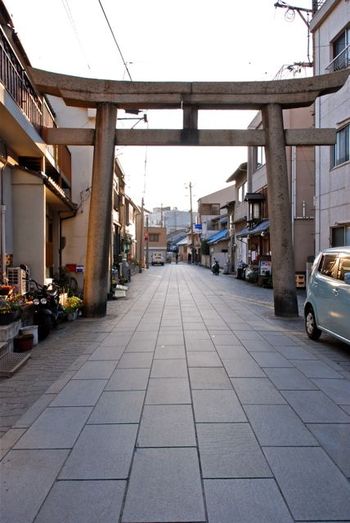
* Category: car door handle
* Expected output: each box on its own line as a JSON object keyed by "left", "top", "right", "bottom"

{"left": 332, "top": 288, "right": 339, "bottom": 296}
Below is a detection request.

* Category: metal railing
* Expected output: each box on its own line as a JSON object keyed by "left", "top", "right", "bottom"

{"left": 326, "top": 44, "right": 350, "bottom": 72}
{"left": 0, "top": 27, "right": 42, "bottom": 130}
{"left": 0, "top": 26, "right": 72, "bottom": 186}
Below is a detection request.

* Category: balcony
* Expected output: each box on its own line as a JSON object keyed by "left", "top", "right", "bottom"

{"left": 326, "top": 44, "right": 350, "bottom": 73}
{"left": 0, "top": 26, "right": 71, "bottom": 185}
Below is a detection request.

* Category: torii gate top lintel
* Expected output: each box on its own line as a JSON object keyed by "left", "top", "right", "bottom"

{"left": 29, "top": 67, "right": 349, "bottom": 110}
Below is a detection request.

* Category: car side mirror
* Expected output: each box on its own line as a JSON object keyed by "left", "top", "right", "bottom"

{"left": 344, "top": 272, "right": 350, "bottom": 285}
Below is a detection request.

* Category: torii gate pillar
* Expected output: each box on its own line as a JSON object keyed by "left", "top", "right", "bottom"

{"left": 262, "top": 103, "right": 298, "bottom": 317}
{"left": 84, "top": 103, "right": 117, "bottom": 317}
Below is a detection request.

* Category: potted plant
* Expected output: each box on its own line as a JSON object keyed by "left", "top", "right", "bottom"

{"left": 0, "top": 299, "right": 17, "bottom": 325}
{"left": 64, "top": 295, "right": 83, "bottom": 321}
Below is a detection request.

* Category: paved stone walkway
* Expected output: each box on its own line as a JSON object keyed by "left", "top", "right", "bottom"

{"left": 1, "top": 264, "right": 350, "bottom": 523}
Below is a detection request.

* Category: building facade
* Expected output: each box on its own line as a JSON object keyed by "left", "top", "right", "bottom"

{"left": 310, "top": 0, "right": 350, "bottom": 251}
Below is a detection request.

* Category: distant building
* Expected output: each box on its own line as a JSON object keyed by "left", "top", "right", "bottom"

{"left": 148, "top": 207, "right": 191, "bottom": 232}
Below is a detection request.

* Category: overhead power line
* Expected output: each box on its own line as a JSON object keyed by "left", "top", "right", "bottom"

{"left": 61, "top": 0, "right": 91, "bottom": 70}
{"left": 97, "top": 0, "right": 133, "bottom": 81}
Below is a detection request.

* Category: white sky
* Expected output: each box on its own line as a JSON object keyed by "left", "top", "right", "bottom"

{"left": 4, "top": 0, "right": 312, "bottom": 210}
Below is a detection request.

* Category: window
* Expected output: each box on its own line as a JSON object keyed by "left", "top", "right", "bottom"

{"left": 331, "top": 226, "right": 350, "bottom": 247}
{"left": 238, "top": 182, "right": 247, "bottom": 202}
{"left": 318, "top": 254, "right": 338, "bottom": 278}
{"left": 338, "top": 256, "right": 350, "bottom": 281}
{"left": 331, "top": 27, "right": 350, "bottom": 71}
{"left": 257, "top": 147, "right": 266, "bottom": 168}
{"left": 331, "top": 125, "right": 350, "bottom": 167}
{"left": 210, "top": 204, "right": 220, "bottom": 215}
{"left": 149, "top": 233, "right": 160, "bottom": 242}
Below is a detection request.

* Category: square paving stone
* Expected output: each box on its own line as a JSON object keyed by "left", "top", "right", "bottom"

{"left": 154, "top": 345, "right": 186, "bottom": 359}
{"left": 106, "top": 368, "right": 150, "bottom": 390}
{"left": 14, "top": 407, "right": 92, "bottom": 449}
{"left": 35, "top": 480, "right": 126, "bottom": 523}
{"left": 263, "top": 447, "right": 350, "bottom": 521}
{"left": 231, "top": 378, "right": 286, "bottom": 405}
{"left": 100, "top": 333, "right": 133, "bottom": 347}
{"left": 122, "top": 447, "right": 206, "bottom": 522}
{"left": 242, "top": 339, "right": 275, "bottom": 352}
{"left": 117, "top": 352, "right": 153, "bottom": 368}
{"left": 131, "top": 331, "right": 158, "bottom": 342}
{"left": 157, "top": 331, "right": 184, "bottom": 345}
{"left": 215, "top": 346, "right": 246, "bottom": 358}
{"left": 125, "top": 340, "right": 156, "bottom": 352}
{"left": 187, "top": 351, "right": 222, "bottom": 367}
{"left": 185, "top": 330, "right": 211, "bottom": 341}
{"left": 275, "top": 345, "right": 317, "bottom": 360}
{"left": 204, "top": 479, "right": 293, "bottom": 523}
{"left": 88, "top": 391, "right": 145, "bottom": 424}
{"left": 189, "top": 367, "right": 232, "bottom": 389}
{"left": 137, "top": 404, "right": 196, "bottom": 447}
{"left": 50, "top": 379, "right": 107, "bottom": 407}
{"left": 292, "top": 359, "right": 343, "bottom": 379}
{"left": 260, "top": 332, "right": 298, "bottom": 346}
{"left": 264, "top": 367, "right": 317, "bottom": 390}
{"left": 73, "top": 361, "right": 117, "bottom": 379}
{"left": 89, "top": 345, "right": 125, "bottom": 360}
{"left": 281, "top": 390, "right": 350, "bottom": 423}
{"left": 192, "top": 389, "right": 247, "bottom": 422}
{"left": 0, "top": 449, "right": 69, "bottom": 523}
{"left": 145, "top": 378, "right": 191, "bottom": 404}
{"left": 151, "top": 358, "right": 187, "bottom": 378}
{"left": 222, "top": 355, "right": 266, "bottom": 378}
{"left": 210, "top": 333, "right": 241, "bottom": 346}
{"left": 312, "top": 378, "right": 350, "bottom": 404}
{"left": 197, "top": 423, "right": 272, "bottom": 478}
{"left": 186, "top": 339, "right": 216, "bottom": 351}
{"left": 250, "top": 351, "right": 293, "bottom": 368}
{"left": 59, "top": 424, "right": 137, "bottom": 479}
{"left": 244, "top": 404, "right": 317, "bottom": 446}
{"left": 307, "top": 423, "right": 350, "bottom": 476}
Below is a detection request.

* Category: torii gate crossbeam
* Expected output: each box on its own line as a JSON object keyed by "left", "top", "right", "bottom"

{"left": 29, "top": 67, "right": 349, "bottom": 318}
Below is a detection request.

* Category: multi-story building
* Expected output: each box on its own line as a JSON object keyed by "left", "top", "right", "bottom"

{"left": 0, "top": 2, "right": 75, "bottom": 283}
{"left": 310, "top": 0, "right": 350, "bottom": 250}
{"left": 0, "top": 1, "right": 141, "bottom": 289}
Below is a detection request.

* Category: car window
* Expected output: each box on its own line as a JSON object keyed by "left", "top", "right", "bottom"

{"left": 318, "top": 254, "right": 338, "bottom": 279}
{"left": 337, "top": 255, "right": 350, "bottom": 281}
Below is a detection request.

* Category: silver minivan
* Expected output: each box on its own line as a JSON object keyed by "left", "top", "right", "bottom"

{"left": 304, "top": 247, "right": 350, "bottom": 345}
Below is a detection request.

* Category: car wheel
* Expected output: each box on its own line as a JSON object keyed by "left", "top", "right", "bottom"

{"left": 305, "top": 306, "right": 322, "bottom": 340}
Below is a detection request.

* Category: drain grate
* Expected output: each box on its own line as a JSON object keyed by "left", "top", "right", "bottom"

{"left": 0, "top": 352, "right": 31, "bottom": 378}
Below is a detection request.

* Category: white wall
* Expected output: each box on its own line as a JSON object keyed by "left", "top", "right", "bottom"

{"left": 312, "top": 0, "right": 350, "bottom": 251}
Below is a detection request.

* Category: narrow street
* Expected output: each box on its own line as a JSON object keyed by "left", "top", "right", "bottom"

{"left": 1, "top": 263, "right": 350, "bottom": 523}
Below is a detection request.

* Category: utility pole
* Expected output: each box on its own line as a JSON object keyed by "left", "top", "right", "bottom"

{"left": 145, "top": 214, "right": 149, "bottom": 269}
{"left": 189, "top": 182, "right": 195, "bottom": 264}
{"left": 139, "top": 197, "right": 144, "bottom": 272}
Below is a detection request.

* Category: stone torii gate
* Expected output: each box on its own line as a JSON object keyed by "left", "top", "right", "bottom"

{"left": 29, "top": 67, "right": 349, "bottom": 318}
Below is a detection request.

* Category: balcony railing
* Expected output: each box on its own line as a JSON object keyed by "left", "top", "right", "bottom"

{"left": 0, "top": 26, "right": 72, "bottom": 187}
{"left": 326, "top": 44, "right": 350, "bottom": 72}
{"left": 0, "top": 26, "right": 42, "bottom": 130}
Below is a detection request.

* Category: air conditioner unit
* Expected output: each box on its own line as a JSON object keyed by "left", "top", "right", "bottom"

{"left": 6, "top": 267, "right": 28, "bottom": 295}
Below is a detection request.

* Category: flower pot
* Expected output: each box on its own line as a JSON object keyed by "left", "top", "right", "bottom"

{"left": 67, "top": 310, "right": 78, "bottom": 321}
{"left": 14, "top": 334, "right": 34, "bottom": 352}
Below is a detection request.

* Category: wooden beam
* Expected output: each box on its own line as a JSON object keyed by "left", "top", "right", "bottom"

{"left": 43, "top": 127, "right": 336, "bottom": 147}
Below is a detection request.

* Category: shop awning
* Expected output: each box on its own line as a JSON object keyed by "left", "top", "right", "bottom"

{"left": 236, "top": 220, "right": 270, "bottom": 238}
{"left": 207, "top": 229, "right": 229, "bottom": 244}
